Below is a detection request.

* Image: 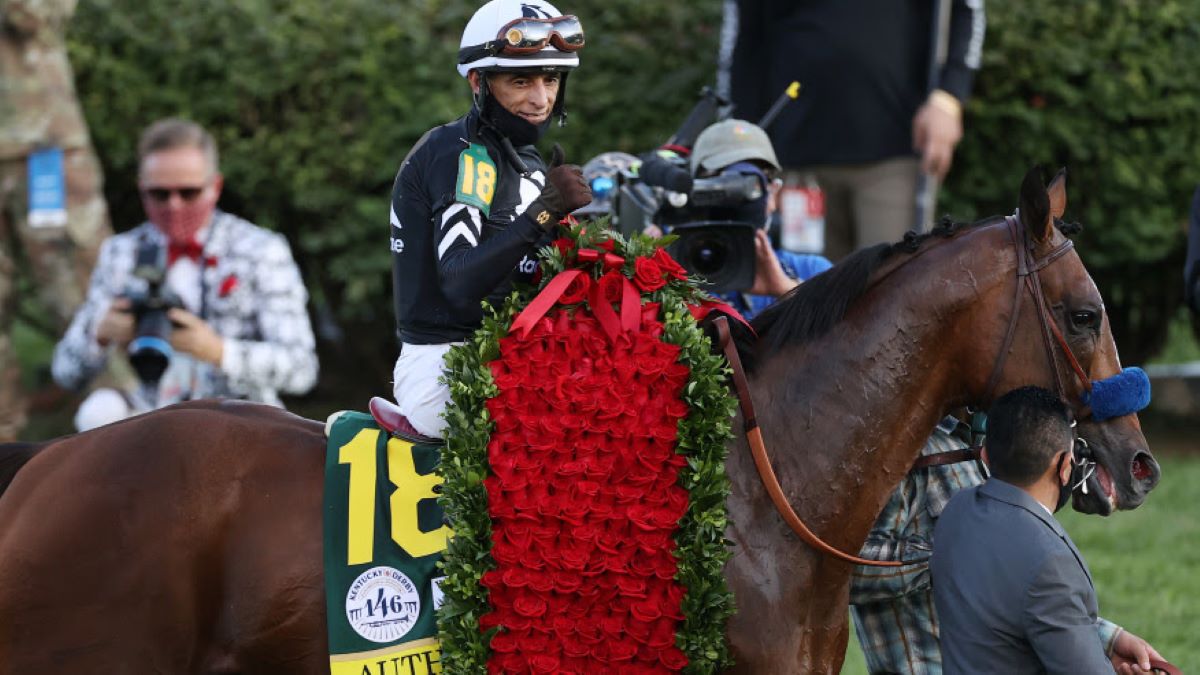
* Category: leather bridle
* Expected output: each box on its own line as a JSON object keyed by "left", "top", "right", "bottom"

{"left": 983, "top": 214, "right": 1092, "bottom": 406}
{"left": 713, "top": 213, "right": 1093, "bottom": 567}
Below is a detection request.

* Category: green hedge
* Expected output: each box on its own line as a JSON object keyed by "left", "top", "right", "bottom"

{"left": 940, "top": 1, "right": 1200, "bottom": 361}
{"left": 67, "top": 0, "right": 722, "bottom": 391}
{"left": 66, "top": 0, "right": 1199, "bottom": 385}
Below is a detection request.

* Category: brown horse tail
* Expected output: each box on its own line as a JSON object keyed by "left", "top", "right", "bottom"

{"left": 0, "top": 442, "right": 41, "bottom": 499}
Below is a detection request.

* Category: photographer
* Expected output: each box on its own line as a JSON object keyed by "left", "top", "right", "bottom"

{"left": 687, "top": 119, "right": 832, "bottom": 319}
{"left": 51, "top": 118, "right": 318, "bottom": 431}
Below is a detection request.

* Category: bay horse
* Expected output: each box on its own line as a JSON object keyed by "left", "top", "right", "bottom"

{"left": 0, "top": 169, "right": 1160, "bottom": 673}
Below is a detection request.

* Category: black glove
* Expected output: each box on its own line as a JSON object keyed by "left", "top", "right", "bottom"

{"left": 528, "top": 144, "right": 592, "bottom": 229}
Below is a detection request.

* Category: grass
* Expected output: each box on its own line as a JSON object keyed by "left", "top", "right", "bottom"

{"left": 842, "top": 451, "right": 1200, "bottom": 673}
{"left": 1148, "top": 309, "right": 1200, "bottom": 365}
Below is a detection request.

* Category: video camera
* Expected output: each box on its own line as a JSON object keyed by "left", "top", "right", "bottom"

{"left": 124, "top": 238, "right": 185, "bottom": 385}
{"left": 582, "top": 88, "right": 765, "bottom": 293}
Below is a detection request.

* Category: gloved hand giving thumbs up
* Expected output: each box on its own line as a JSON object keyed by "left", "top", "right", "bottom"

{"left": 529, "top": 144, "right": 592, "bottom": 230}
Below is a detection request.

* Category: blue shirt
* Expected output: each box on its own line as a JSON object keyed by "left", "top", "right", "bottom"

{"left": 718, "top": 250, "right": 833, "bottom": 320}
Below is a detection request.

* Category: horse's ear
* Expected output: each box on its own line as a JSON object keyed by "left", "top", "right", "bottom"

{"left": 1047, "top": 167, "right": 1068, "bottom": 220}
{"left": 1018, "top": 166, "right": 1052, "bottom": 243}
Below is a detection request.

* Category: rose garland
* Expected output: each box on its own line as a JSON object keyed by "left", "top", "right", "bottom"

{"left": 438, "top": 221, "right": 738, "bottom": 673}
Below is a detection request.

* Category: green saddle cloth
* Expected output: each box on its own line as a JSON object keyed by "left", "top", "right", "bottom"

{"left": 323, "top": 411, "right": 449, "bottom": 674}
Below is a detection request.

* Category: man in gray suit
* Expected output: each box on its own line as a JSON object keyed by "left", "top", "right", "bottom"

{"left": 932, "top": 386, "right": 1165, "bottom": 675}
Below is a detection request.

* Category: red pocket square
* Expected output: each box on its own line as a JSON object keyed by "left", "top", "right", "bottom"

{"left": 218, "top": 274, "right": 239, "bottom": 298}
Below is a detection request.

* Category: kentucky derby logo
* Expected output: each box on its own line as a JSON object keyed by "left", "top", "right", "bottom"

{"left": 345, "top": 566, "right": 421, "bottom": 643}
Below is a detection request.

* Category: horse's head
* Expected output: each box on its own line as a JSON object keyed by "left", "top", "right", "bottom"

{"left": 975, "top": 167, "right": 1160, "bottom": 515}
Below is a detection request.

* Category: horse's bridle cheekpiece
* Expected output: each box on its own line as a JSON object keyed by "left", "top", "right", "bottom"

{"left": 714, "top": 212, "right": 1151, "bottom": 568}
{"left": 986, "top": 213, "right": 1150, "bottom": 419}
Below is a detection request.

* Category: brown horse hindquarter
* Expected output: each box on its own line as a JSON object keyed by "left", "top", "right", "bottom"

{"left": 0, "top": 400, "right": 328, "bottom": 674}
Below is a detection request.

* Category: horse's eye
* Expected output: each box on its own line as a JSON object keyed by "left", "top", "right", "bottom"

{"left": 1070, "top": 310, "right": 1098, "bottom": 328}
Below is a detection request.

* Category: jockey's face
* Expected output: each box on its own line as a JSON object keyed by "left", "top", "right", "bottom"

{"left": 471, "top": 70, "right": 561, "bottom": 126}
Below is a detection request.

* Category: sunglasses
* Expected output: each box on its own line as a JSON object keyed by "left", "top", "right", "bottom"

{"left": 142, "top": 185, "right": 207, "bottom": 203}
{"left": 458, "top": 15, "right": 584, "bottom": 64}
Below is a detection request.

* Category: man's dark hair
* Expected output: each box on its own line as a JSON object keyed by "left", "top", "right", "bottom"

{"left": 985, "top": 386, "right": 1073, "bottom": 486}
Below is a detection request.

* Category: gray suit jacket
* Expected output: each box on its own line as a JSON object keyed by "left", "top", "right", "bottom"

{"left": 931, "top": 479, "right": 1114, "bottom": 674}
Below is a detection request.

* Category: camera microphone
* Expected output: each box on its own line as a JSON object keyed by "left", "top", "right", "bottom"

{"left": 639, "top": 153, "right": 693, "bottom": 194}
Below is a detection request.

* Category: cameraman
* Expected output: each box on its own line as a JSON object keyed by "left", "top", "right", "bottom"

{"left": 688, "top": 119, "right": 832, "bottom": 319}
{"left": 51, "top": 118, "right": 318, "bottom": 431}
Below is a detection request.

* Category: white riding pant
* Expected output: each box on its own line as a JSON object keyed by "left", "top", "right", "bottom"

{"left": 392, "top": 342, "right": 460, "bottom": 438}
{"left": 74, "top": 387, "right": 141, "bottom": 431}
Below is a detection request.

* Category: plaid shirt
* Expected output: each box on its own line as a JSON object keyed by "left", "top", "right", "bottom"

{"left": 850, "top": 417, "right": 1122, "bottom": 674}
{"left": 52, "top": 211, "right": 318, "bottom": 408}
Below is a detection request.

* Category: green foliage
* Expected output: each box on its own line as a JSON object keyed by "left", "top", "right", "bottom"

{"left": 940, "top": 1, "right": 1200, "bottom": 361}
{"left": 66, "top": 1, "right": 1199, "bottom": 367}
{"left": 66, "top": 0, "right": 721, "bottom": 332}
{"left": 662, "top": 293, "right": 737, "bottom": 673}
{"left": 437, "top": 294, "right": 511, "bottom": 673}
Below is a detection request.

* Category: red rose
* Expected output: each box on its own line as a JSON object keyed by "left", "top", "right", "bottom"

{"left": 489, "top": 629, "right": 521, "bottom": 653}
{"left": 512, "top": 594, "right": 548, "bottom": 618}
{"left": 608, "top": 640, "right": 639, "bottom": 662}
{"left": 529, "top": 653, "right": 560, "bottom": 673}
{"left": 659, "top": 646, "right": 689, "bottom": 670}
{"left": 633, "top": 257, "right": 668, "bottom": 291}
{"left": 647, "top": 618, "right": 678, "bottom": 649}
{"left": 559, "top": 272, "right": 591, "bottom": 305}
{"left": 552, "top": 237, "right": 574, "bottom": 256}
{"left": 653, "top": 247, "right": 688, "bottom": 280}
{"left": 596, "top": 237, "right": 615, "bottom": 252}
{"left": 596, "top": 270, "right": 625, "bottom": 304}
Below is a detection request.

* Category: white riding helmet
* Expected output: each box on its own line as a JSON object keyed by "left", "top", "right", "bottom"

{"left": 457, "top": 0, "right": 582, "bottom": 78}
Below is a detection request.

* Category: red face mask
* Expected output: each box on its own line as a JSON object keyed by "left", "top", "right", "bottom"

{"left": 141, "top": 190, "right": 216, "bottom": 244}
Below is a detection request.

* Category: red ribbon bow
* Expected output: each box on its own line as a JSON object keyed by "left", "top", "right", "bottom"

{"left": 509, "top": 269, "right": 642, "bottom": 342}
{"left": 167, "top": 239, "right": 210, "bottom": 266}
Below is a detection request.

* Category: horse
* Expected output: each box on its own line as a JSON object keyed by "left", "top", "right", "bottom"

{"left": 0, "top": 169, "right": 1160, "bottom": 674}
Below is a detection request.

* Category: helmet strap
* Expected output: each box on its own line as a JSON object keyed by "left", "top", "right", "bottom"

{"left": 553, "top": 71, "right": 570, "bottom": 127}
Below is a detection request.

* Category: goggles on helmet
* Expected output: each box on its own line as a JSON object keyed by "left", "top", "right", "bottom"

{"left": 458, "top": 15, "right": 585, "bottom": 65}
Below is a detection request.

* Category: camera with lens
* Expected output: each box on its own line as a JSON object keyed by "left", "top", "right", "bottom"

{"left": 578, "top": 89, "right": 766, "bottom": 293}
{"left": 124, "top": 238, "right": 184, "bottom": 385}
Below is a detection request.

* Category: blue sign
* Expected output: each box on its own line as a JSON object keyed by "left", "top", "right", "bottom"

{"left": 28, "top": 146, "right": 67, "bottom": 228}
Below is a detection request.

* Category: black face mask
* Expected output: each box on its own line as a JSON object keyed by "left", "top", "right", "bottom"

{"left": 480, "top": 95, "right": 552, "bottom": 146}
{"left": 475, "top": 72, "right": 565, "bottom": 146}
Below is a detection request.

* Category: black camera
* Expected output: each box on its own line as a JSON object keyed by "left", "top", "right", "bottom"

{"left": 608, "top": 153, "right": 765, "bottom": 292}
{"left": 585, "top": 88, "right": 769, "bottom": 293}
{"left": 124, "top": 239, "right": 184, "bottom": 385}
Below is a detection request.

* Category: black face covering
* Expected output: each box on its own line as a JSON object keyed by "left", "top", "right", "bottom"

{"left": 476, "top": 70, "right": 567, "bottom": 146}
{"left": 481, "top": 96, "right": 552, "bottom": 145}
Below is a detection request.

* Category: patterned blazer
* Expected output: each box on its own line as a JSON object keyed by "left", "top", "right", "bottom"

{"left": 52, "top": 211, "right": 318, "bottom": 407}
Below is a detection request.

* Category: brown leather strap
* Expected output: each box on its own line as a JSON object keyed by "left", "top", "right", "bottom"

{"left": 716, "top": 317, "right": 756, "bottom": 432}
{"left": 984, "top": 215, "right": 1087, "bottom": 403}
{"left": 713, "top": 316, "right": 905, "bottom": 568}
{"left": 911, "top": 447, "right": 981, "bottom": 470}
{"left": 1040, "top": 298, "right": 1093, "bottom": 393}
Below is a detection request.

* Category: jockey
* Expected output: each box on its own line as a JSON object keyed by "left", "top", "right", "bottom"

{"left": 389, "top": 0, "right": 592, "bottom": 438}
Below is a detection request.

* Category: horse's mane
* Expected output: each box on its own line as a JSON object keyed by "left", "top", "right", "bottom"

{"left": 731, "top": 215, "right": 1013, "bottom": 372}
{"left": 0, "top": 442, "right": 41, "bottom": 499}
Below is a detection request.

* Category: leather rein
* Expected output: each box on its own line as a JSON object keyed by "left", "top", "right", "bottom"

{"left": 713, "top": 213, "right": 1090, "bottom": 567}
